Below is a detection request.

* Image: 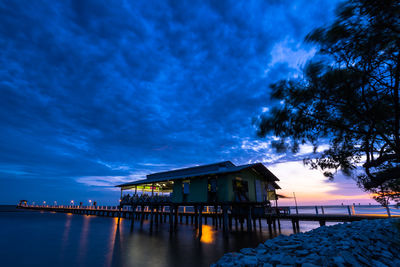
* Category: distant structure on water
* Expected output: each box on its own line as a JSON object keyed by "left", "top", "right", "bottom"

{"left": 117, "top": 161, "right": 280, "bottom": 204}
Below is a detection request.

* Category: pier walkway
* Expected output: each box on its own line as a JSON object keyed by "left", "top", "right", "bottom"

{"left": 17, "top": 203, "right": 398, "bottom": 236}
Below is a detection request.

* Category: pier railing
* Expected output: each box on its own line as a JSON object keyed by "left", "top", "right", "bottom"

{"left": 20, "top": 204, "right": 399, "bottom": 216}
{"left": 17, "top": 203, "right": 399, "bottom": 236}
{"left": 281, "top": 204, "right": 399, "bottom": 217}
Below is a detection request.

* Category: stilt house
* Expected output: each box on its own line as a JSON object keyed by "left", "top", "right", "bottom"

{"left": 117, "top": 161, "right": 280, "bottom": 203}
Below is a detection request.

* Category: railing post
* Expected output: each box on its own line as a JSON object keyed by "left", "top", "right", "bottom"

{"left": 347, "top": 205, "right": 352, "bottom": 216}
{"left": 321, "top": 206, "right": 325, "bottom": 215}
{"left": 315, "top": 206, "right": 319, "bottom": 215}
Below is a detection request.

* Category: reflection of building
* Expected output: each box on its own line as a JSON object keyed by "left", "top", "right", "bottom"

{"left": 117, "top": 161, "right": 280, "bottom": 203}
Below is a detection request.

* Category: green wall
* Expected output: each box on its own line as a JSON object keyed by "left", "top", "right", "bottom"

{"left": 188, "top": 178, "right": 207, "bottom": 202}
{"left": 171, "top": 180, "right": 183, "bottom": 202}
{"left": 170, "top": 169, "right": 271, "bottom": 203}
{"left": 171, "top": 178, "right": 208, "bottom": 203}
{"left": 217, "top": 175, "right": 230, "bottom": 202}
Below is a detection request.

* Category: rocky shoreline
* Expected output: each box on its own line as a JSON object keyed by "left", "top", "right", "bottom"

{"left": 212, "top": 218, "right": 400, "bottom": 267}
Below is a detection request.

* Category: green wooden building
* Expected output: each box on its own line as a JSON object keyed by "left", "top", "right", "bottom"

{"left": 117, "top": 161, "right": 280, "bottom": 203}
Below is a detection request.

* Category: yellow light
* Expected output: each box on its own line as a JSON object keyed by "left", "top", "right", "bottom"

{"left": 200, "top": 225, "right": 215, "bottom": 244}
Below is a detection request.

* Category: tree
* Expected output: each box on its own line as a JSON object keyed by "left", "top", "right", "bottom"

{"left": 257, "top": 0, "right": 400, "bottom": 207}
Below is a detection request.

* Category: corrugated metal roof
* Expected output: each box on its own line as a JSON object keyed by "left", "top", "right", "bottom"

{"left": 116, "top": 161, "right": 280, "bottom": 188}
{"left": 147, "top": 161, "right": 235, "bottom": 180}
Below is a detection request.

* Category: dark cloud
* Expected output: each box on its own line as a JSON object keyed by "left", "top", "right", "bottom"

{"left": 0, "top": 0, "right": 342, "bottom": 204}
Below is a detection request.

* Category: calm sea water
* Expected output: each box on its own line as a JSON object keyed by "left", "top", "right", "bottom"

{"left": 0, "top": 205, "right": 398, "bottom": 267}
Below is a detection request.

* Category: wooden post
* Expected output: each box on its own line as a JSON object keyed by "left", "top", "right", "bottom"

{"left": 140, "top": 205, "right": 145, "bottom": 226}
{"left": 199, "top": 205, "right": 203, "bottom": 236}
{"left": 130, "top": 206, "right": 135, "bottom": 231}
{"left": 247, "top": 207, "right": 252, "bottom": 232}
{"left": 212, "top": 211, "right": 215, "bottom": 226}
{"left": 174, "top": 205, "right": 178, "bottom": 230}
{"left": 347, "top": 205, "right": 352, "bottom": 216}
{"left": 321, "top": 206, "right": 325, "bottom": 215}
{"left": 223, "top": 205, "right": 229, "bottom": 232}
{"left": 169, "top": 205, "right": 174, "bottom": 232}
{"left": 235, "top": 216, "right": 238, "bottom": 230}
{"left": 155, "top": 206, "right": 159, "bottom": 226}
{"left": 252, "top": 212, "right": 257, "bottom": 230}
{"left": 194, "top": 206, "right": 198, "bottom": 229}
{"left": 315, "top": 206, "right": 319, "bottom": 215}
{"left": 291, "top": 219, "right": 296, "bottom": 233}
{"left": 150, "top": 206, "right": 154, "bottom": 232}
{"left": 268, "top": 217, "right": 273, "bottom": 235}
{"left": 214, "top": 205, "right": 218, "bottom": 229}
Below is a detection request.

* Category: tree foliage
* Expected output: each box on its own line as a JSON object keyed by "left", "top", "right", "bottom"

{"left": 257, "top": 0, "right": 400, "bottom": 205}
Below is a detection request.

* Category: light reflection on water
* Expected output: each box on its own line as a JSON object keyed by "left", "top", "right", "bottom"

{"left": 0, "top": 207, "right": 352, "bottom": 267}
{"left": 199, "top": 225, "right": 215, "bottom": 244}
{"left": 78, "top": 215, "right": 90, "bottom": 263}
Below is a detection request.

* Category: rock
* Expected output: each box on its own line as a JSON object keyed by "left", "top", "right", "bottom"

{"left": 302, "top": 263, "right": 321, "bottom": 267}
{"left": 332, "top": 256, "right": 346, "bottom": 267}
{"left": 340, "top": 251, "right": 362, "bottom": 267}
{"left": 371, "top": 259, "right": 389, "bottom": 267}
{"left": 280, "top": 255, "right": 296, "bottom": 265}
{"left": 218, "top": 262, "right": 235, "bottom": 267}
{"left": 269, "top": 254, "right": 282, "bottom": 265}
{"left": 212, "top": 219, "right": 400, "bottom": 267}
{"left": 241, "top": 255, "right": 258, "bottom": 266}
{"left": 240, "top": 248, "right": 255, "bottom": 255}
{"left": 256, "top": 248, "right": 267, "bottom": 255}
{"left": 295, "top": 249, "right": 309, "bottom": 256}
{"left": 355, "top": 253, "right": 371, "bottom": 266}
{"left": 380, "top": 250, "right": 393, "bottom": 259}
{"left": 280, "top": 244, "right": 303, "bottom": 250}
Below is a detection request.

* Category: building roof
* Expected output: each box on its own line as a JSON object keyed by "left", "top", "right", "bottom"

{"left": 117, "top": 161, "right": 280, "bottom": 189}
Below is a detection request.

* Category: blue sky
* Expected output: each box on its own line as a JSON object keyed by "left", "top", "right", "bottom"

{"left": 1, "top": 0, "right": 373, "bottom": 205}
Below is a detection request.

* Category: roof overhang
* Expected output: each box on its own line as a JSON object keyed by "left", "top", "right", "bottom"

{"left": 116, "top": 162, "right": 280, "bottom": 189}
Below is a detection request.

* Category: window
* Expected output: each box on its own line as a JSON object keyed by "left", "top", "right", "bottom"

{"left": 232, "top": 178, "right": 249, "bottom": 202}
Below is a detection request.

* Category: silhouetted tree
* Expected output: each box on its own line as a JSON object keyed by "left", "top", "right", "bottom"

{"left": 257, "top": 0, "right": 400, "bottom": 207}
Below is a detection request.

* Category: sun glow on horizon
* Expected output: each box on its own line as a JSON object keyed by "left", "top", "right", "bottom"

{"left": 269, "top": 161, "right": 375, "bottom": 205}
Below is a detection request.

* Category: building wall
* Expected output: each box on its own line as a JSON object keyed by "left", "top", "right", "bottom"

{"left": 222, "top": 170, "right": 273, "bottom": 202}
{"left": 216, "top": 175, "right": 230, "bottom": 202}
{"left": 171, "top": 169, "right": 276, "bottom": 203}
{"left": 188, "top": 177, "right": 208, "bottom": 202}
{"left": 171, "top": 178, "right": 208, "bottom": 203}
{"left": 172, "top": 180, "right": 183, "bottom": 202}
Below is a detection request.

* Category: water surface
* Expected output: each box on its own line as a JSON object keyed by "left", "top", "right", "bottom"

{"left": 1, "top": 205, "right": 396, "bottom": 267}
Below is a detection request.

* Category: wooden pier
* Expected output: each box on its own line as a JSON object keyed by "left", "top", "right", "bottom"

{"left": 17, "top": 203, "right": 397, "bottom": 237}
